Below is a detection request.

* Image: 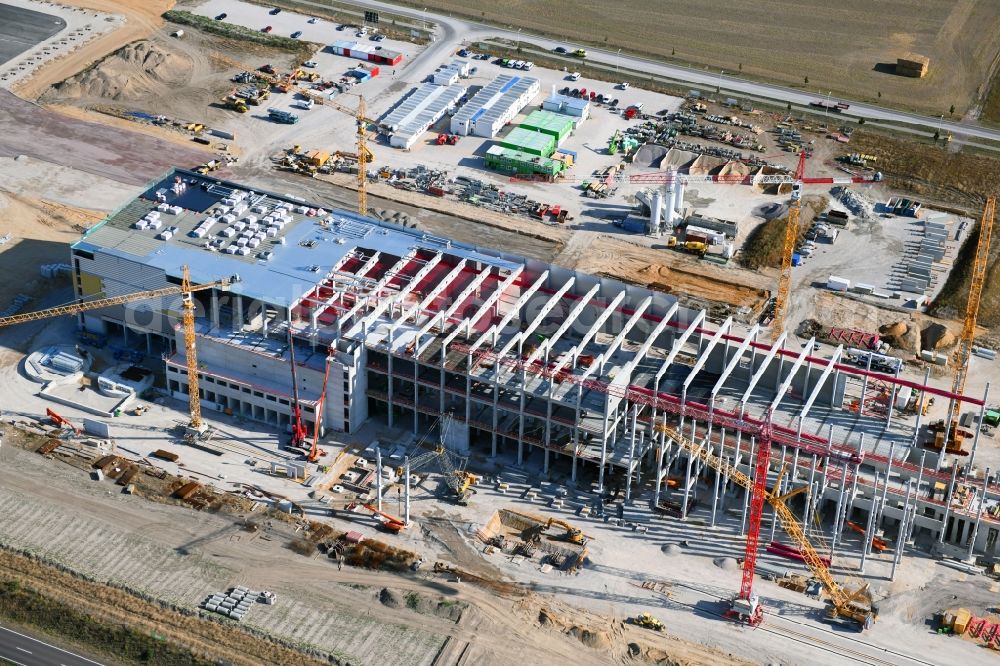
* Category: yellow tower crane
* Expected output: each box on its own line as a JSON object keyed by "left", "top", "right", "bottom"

{"left": 0, "top": 266, "right": 240, "bottom": 433}
{"left": 940, "top": 196, "right": 996, "bottom": 450}
{"left": 770, "top": 151, "right": 807, "bottom": 341}
{"left": 355, "top": 95, "right": 369, "bottom": 216}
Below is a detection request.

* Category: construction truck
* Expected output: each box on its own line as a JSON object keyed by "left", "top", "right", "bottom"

{"left": 683, "top": 240, "right": 708, "bottom": 257}
{"left": 631, "top": 612, "right": 665, "bottom": 631}
{"left": 268, "top": 108, "right": 300, "bottom": 124}
{"left": 194, "top": 160, "right": 222, "bottom": 175}
{"left": 222, "top": 94, "right": 248, "bottom": 113}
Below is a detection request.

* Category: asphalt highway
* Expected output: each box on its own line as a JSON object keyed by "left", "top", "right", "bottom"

{"left": 329, "top": 0, "right": 1000, "bottom": 144}
{"left": 0, "top": 625, "right": 103, "bottom": 666}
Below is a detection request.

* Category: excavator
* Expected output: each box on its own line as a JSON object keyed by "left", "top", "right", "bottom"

{"left": 46, "top": 408, "right": 80, "bottom": 435}
{"left": 516, "top": 512, "right": 588, "bottom": 546}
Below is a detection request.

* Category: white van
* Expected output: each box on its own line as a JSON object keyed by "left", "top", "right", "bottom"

{"left": 569, "top": 71, "right": 581, "bottom": 81}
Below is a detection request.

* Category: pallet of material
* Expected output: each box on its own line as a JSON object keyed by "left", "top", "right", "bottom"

{"left": 174, "top": 481, "right": 202, "bottom": 500}
{"left": 116, "top": 465, "right": 140, "bottom": 486}
{"left": 36, "top": 439, "right": 62, "bottom": 455}
{"left": 92, "top": 455, "right": 121, "bottom": 472}
{"left": 151, "top": 449, "right": 180, "bottom": 463}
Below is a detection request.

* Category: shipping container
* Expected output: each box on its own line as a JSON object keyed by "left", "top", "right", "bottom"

{"left": 827, "top": 275, "right": 850, "bottom": 291}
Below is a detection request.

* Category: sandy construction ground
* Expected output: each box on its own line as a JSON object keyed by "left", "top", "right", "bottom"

{"left": 14, "top": 0, "right": 175, "bottom": 101}
{"left": 0, "top": 437, "right": 738, "bottom": 666}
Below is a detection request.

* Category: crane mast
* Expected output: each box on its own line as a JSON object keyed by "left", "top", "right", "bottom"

{"left": 948, "top": 196, "right": 996, "bottom": 428}
{"left": 770, "top": 150, "right": 807, "bottom": 341}
{"left": 181, "top": 266, "right": 205, "bottom": 433}
{"left": 356, "top": 95, "right": 369, "bottom": 216}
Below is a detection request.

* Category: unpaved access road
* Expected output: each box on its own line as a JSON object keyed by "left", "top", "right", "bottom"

{"left": 0, "top": 88, "right": 210, "bottom": 186}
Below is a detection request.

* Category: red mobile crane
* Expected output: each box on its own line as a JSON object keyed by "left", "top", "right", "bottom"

{"left": 286, "top": 331, "right": 309, "bottom": 452}
{"left": 307, "top": 346, "right": 333, "bottom": 462}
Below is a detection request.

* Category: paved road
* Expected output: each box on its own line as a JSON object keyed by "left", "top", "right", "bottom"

{"left": 337, "top": 0, "right": 1000, "bottom": 144}
{"left": 0, "top": 625, "right": 102, "bottom": 666}
{"left": 0, "top": 3, "right": 65, "bottom": 65}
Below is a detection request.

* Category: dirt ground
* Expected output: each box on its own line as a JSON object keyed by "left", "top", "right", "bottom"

{"left": 0, "top": 88, "right": 212, "bottom": 186}
{"left": 405, "top": 0, "right": 1000, "bottom": 117}
{"left": 570, "top": 234, "right": 771, "bottom": 315}
{"left": 0, "top": 190, "right": 103, "bottom": 322}
{"left": 0, "top": 432, "right": 739, "bottom": 666}
{"left": 13, "top": 0, "right": 176, "bottom": 101}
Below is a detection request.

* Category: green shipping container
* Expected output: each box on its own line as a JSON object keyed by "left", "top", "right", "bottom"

{"left": 519, "top": 109, "right": 574, "bottom": 145}
{"left": 499, "top": 127, "right": 556, "bottom": 157}
{"left": 484, "top": 145, "right": 563, "bottom": 177}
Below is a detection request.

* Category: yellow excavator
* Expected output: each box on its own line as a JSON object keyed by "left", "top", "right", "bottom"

{"left": 545, "top": 517, "right": 587, "bottom": 545}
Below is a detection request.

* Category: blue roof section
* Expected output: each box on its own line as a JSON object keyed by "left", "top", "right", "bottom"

{"left": 75, "top": 169, "right": 521, "bottom": 307}
{"left": 499, "top": 76, "right": 519, "bottom": 93}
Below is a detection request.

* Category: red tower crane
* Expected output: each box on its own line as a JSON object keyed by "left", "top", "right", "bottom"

{"left": 726, "top": 411, "right": 774, "bottom": 625}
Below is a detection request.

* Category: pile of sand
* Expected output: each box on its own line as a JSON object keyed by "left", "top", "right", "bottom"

{"left": 633, "top": 143, "right": 669, "bottom": 168}
{"left": 714, "top": 557, "right": 739, "bottom": 571}
{"left": 51, "top": 41, "right": 192, "bottom": 101}
{"left": 539, "top": 607, "right": 611, "bottom": 649}
{"left": 880, "top": 320, "right": 921, "bottom": 352}
{"left": 922, "top": 322, "right": 956, "bottom": 351}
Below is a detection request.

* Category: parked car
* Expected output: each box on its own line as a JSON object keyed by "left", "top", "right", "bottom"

{"left": 269, "top": 7, "right": 281, "bottom": 15}
{"left": 610, "top": 98, "right": 620, "bottom": 107}
{"left": 554, "top": 46, "right": 567, "bottom": 54}
{"left": 568, "top": 71, "right": 581, "bottom": 81}
{"left": 372, "top": 34, "right": 385, "bottom": 42}
{"left": 336, "top": 24, "right": 345, "bottom": 31}
{"left": 475, "top": 53, "right": 490, "bottom": 60}
{"left": 619, "top": 82, "right": 629, "bottom": 90}
{"left": 458, "top": 49, "right": 470, "bottom": 57}
{"left": 356, "top": 28, "right": 367, "bottom": 37}
{"left": 559, "top": 86, "right": 570, "bottom": 95}
{"left": 214, "top": 12, "right": 227, "bottom": 20}
{"left": 291, "top": 30, "right": 302, "bottom": 38}
{"left": 308, "top": 17, "right": 319, "bottom": 24}
{"left": 523, "top": 61, "right": 534, "bottom": 70}
{"left": 262, "top": 25, "right": 273, "bottom": 33}
{"left": 303, "top": 60, "right": 318, "bottom": 68}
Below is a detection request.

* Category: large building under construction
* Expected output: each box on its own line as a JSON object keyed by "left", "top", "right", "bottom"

{"left": 70, "top": 169, "right": 998, "bottom": 559}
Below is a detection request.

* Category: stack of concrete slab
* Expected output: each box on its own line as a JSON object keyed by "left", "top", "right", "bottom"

{"left": 898, "top": 213, "right": 949, "bottom": 294}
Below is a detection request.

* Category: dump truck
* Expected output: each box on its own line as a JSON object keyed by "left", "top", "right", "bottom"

{"left": 222, "top": 94, "right": 248, "bottom": 113}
